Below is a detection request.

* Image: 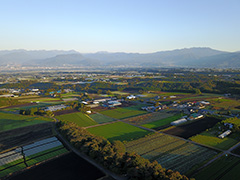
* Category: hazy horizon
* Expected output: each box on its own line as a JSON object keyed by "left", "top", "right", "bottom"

{"left": 0, "top": 0, "right": 240, "bottom": 53}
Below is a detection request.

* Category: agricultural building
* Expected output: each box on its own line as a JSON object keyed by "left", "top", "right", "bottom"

{"left": 127, "top": 95, "right": 136, "bottom": 99}
{"left": 218, "top": 130, "right": 232, "bottom": 139}
{"left": 171, "top": 118, "right": 187, "bottom": 125}
{"left": 107, "top": 101, "right": 122, "bottom": 107}
{"left": 93, "top": 98, "right": 112, "bottom": 103}
{"left": 188, "top": 113, "right": 203, "bottom": 121}
{"left": 199, "top": 101, "right": 210, "bottom": 105}
{"left": 45, "top": 104, "right": 66, "bottom": 112}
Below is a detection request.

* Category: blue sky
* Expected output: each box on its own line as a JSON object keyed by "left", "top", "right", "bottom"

{"left": 0, "top": 0, "right": 239, "bottom": 53}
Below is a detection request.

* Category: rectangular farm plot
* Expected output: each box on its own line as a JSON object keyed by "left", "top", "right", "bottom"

{"left": 0, "top": 112, "right": 52, "bottom": 132}
{"left": 89, "top": 113, "right": 116, "bottom": 124}
{"left": 0, "top": 137, "right": 68, "bottom": 178}
{"left": 87, "top": 122, "right": 151, "bottom": 142}
{"left": 141, "top": 113, "right": 183, "bottom": 129}
{"left": 99, "top": 107, "right": 147, "bottom": 119}
{"left": 56, "top": 112, "right": 97, "bottom": 127}
{"left": 190, "top": 131, "right": 238, "bottom": 150}
{"left": 125, "top": 133, "right": 218, "bottom": 174}
{"left": 194, "top": 155, "right": 240, "bottom": 180}
{"left": 164, "top": 116, "right": 222, "bottom": 139}
{"left": 124, "top": 111, "right": 174, "bottom": 125}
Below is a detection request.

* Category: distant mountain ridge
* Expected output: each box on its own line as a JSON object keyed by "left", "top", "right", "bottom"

{"left": 0, "top": 48, "right": 239, "bottom": 68}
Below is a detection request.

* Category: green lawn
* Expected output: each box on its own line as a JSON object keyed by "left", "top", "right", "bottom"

{"left": 142, "top": 114, "right": 183, "bottom": 129}
{"left": 194, "top": 155, "right": 240, "bottom": 180}
{"left": 89, "top": 113, "right": 116, "bottom": 124}
{"left": 56, "top": 112, "right": 97, "bottom": 127}
{"left": 87, "top": 122, "right": 151, "bottom": 142}
{"left": 190, "top": 131, "right": 238, "bottom": 150}
{"left": 0, "top": 112, "right": 52, "bottom": 132}
{"left": 99, "top": 107, "right": 147, "bottom": 119}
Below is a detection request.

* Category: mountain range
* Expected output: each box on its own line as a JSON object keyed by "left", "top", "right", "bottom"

{"left": 0, "top": 48, "right": 239, "bottom": 68}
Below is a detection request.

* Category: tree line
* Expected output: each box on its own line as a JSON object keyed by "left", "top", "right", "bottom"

{"left": 57, "top": 121, "right": 191, "bottom": 180}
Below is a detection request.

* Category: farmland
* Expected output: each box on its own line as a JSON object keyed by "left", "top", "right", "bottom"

{"left": 0, "top": 137, "right": 69, "bottom": 178}
{"left": 89, "top": 113, "right": 116, "bottom": 124}
{"left": 9, "top": 152, "right": 105, "bottom": 180}
{"left": 164, "top": 116, "right": 222, "bottom": 139}
{"left": 209, "top": 98, "right": 240, "bottom": 110}
{"left": 125, "top": 133, "right": 217, "bottom": 174}
{"left": 0, "top": 123, "right": 53, "bottom": 151}
{"left": 194, "top": 155, "right": 240, "bottom": 180}
{"left": 87, "top": 121, "right": 151, "bottom": 142}
{"left": 124, "top": 110, "right": 174, "bottom": 125}
{"left": 99, "top": 107, "right": 147, "bottom": 119}
{"left": 190, "top": 131, "right": 239, "bottom": 150}
{"left": 0, "top": 112, "right": 52, "bottom": 132}
{"left": 142, "top": 113, "right": 183, "bottom": 129}
{"left": 56, "top": 112, "right": 97, "bottom": 127}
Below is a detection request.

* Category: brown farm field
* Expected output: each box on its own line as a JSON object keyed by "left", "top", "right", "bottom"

{"left": 164, "top": 117, "right": 222, "bottom": 139}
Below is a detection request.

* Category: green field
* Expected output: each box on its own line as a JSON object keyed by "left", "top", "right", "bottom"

{"left": 87, "top": 122, "right": 151, "bottom": 142}
{"left": 194, "top": 155, "right": 240, "bottom": 180}
{"left": 141, "top": 113, "right": 183, "bottom": 129}
{"left": 3, "top": 102, "right": 62, "bottom": 111}
{"left": 56, "top": 112, "right": 97, "bottom": 127}
{"left": 89, "top": 113, "right": 116, "bottom": 124}
{"left": 0, "top": 112, "right": 52, "bottom": 132}
{"left": 190, "top": 131, "right": 238, "bottom": 150}
{"left": 125, "top": 133, "right": 217, "bottom": 174}
{"left": 209, "top": 98, "right": 240, "bottom": 110}
{"left": 99, "top": 107, "right": 147, "bottom": 119}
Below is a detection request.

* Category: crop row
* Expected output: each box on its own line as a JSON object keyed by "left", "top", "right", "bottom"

{"left": 125, "top": 133, "right": 163, "bottom": 148}
{"left": 142, "top": 140, "right": 186, "bottom": 160}
{"left": 155, "top": 144, "right": 217, "bottom": 173}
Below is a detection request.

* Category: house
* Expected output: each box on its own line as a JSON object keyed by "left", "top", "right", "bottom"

{"left": 218, "top": 130, "right": 231, "bottom": 139}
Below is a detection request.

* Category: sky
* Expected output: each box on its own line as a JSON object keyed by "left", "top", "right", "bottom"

{"left": 0, "top": 0, "right": 240, "bottom": 53}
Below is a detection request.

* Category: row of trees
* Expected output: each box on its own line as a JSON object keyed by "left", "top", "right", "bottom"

{"left": 57, "top": 121, "right": 190, "bottom": 180}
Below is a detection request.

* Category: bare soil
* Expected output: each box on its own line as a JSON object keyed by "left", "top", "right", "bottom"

{"left": 164, "top": 117, "right": 222, "bottom": 139}
{"left": 9, "top": 152, "right": 105, "bottom": 180}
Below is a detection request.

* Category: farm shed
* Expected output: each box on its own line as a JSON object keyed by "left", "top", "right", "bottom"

{"left": 218, "top": 130, "right": 232, "bottom": 139}
{"left": 171, "top": 118, "right": 187, "bottom": 125}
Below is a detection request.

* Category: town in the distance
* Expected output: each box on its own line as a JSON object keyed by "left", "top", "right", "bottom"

{"left": 0, "top": 67, "right": 239, "bottom": 180}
